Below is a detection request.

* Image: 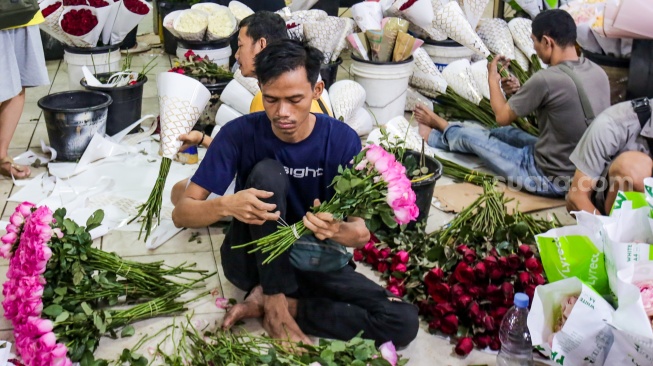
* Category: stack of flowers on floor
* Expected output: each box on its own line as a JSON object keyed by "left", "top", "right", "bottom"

{"left": 1, "top": 203, "right": 213, "bottom": 364}
{"left": 354, "top": 183, "right": 558, "bottom": 355}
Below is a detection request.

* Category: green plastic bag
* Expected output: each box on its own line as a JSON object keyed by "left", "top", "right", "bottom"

{"left": 610, "top": 191, "right": 648, "bottom": 215}
{"left": 537, "top": 221, "right": 610, "bottom": 297}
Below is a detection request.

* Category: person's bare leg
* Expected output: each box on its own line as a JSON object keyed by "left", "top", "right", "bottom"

{"left": 0, "top": 88, "right": 31, "bottom": 178}
{"left": 171, "top": 178, "right": 189, "bottom": 206}
{"left": 222, "top": 285, "right": 264, "bottom": 330}
{"left": 414, "top": 104, "right": 449, "bottom": 132}
{"left": 604, "top": 151, "right": 653, "bottom": 212}
{"left": 263, "top": 293, "right": 312, "bottom": 345}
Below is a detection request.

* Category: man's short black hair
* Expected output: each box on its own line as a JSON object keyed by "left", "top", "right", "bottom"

{"left": 532, "top": 9, "right": 577, "bottom": 47}
{"left": 255, "top": 39, "right": 323, "bottom": 87}
{"left": 238, "top": 11, "right": 288, "bottom": 43}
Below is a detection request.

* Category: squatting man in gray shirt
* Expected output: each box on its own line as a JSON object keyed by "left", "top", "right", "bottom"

{"left": 415, "top": 10, "right": 609, "bottom": 197}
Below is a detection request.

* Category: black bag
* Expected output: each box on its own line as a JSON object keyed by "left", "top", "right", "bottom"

{"left": 0, "top": 0, "right": 40, "bottom": 31}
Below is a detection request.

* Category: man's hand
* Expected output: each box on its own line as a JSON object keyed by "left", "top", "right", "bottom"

{"left": 488, "top": 55, "right": 511, "bottom": 85}
{"left": 178, "top": 130, "right": 204, "bottom": 152}
{"left": 303, "top": 199, "right": 341, "bottom": 241}
{"left": 263, "top": 293, "right": 312, "bottom": 345}
{"left": 501, "top": 75, "right": 521, "bottom": 95}
{"left": 223, "top": 188, "right": 280, "bottom": 225}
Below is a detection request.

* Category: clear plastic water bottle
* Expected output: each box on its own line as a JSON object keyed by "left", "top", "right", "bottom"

{"left": 497, "top": 292, "right": 534, "bottom": 366}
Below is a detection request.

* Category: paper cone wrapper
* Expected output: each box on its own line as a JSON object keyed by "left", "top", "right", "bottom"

{"left": 287, "top": 22, "right": 305, "bottom": 41}
{"left": 576, "top": 23, "right": 602, "bottom": 54}
{"left": 513, "top": 47, "right": 530, "bottom": 73}
{"left": 157, "top": 72, "right": 211, "bottom": 159}
{"left": 457, "top": 0, "right": 489, "bottom": 29}
{"left": 476, "top": 18, "right": 515, "bottom": 60}
{"left": 351, "top": 1, "right": 383, "bottom": 32}
{"left": 433, "top": 1, "right": 490, "bottom": 57}
{"left": 328, "top": 80, "right": 366, "bottom": 123}
{"left": 234, "top": 69, "right": 260, "bottom": 95}
{"left": 409, "top": 47, "right": 447, "bottom": 98}
{"left": 609, "top": 0, "right": 653, "bottom": 39}
{"left": 289, "top": 0, "right": 320, "bottom": 12}
{"left": 378, "top": 0, "right": 394, "bottom": 12}
{"left": 39, "top": 0, "right": 72, "bottom": 45}
{"left": 229, "top": 1, "right": 254, "bottom": 22}
{"left": 405, "top": 87, "right": 434, "bottom": 112}
{"left": 89, "top": 2, "right": 113, "bottom": 37}
{"left": 172, "top": 9, "right": 207, "bottom": 42}
{"left": 216, "top": 104, "right": 243, "bottom": 126}
{"left": 162, "top": 10, "right": 184, "bottom": 39}
{"left": 508, "top": 17, "right": 536, "bottom": 59}
{"left": 101, "top": 1, "right": 120, "bottom": 45}
{"left": 206, "top": 7, "right": 237, "bottom": 41}
{"left": 276, "top": 7, "right": 292, "bottom": 21}
{"left": 392, "top": 0, "right": 434, "bottom": 30}
{"left": 303, "top": 17, "right": 346, "bottom": 63}
{"left": 514, "top": 0, "right": 541, "bottom": 18}
{"left": 470, "top": 59, "right": 490, "bottom": 100}
{"left": 442, "top": 59, "right": 482, "bottom": 105}
{"left": 221, "top": 79, "right": 255, "bottom": 115}
{"left": 285, "top": 9, "right": 328, "bottom": 24}
{"left": 347, "top": 108, "right": 374, "bottom": 136}
{"left": 110, "top": 0, "right": 152, "bottom": 44}
{"left": 331, "top": 17, "right": 355, "bottom": 62}
{"left": 60, "top": 6, "right": 105, "bottom": 47}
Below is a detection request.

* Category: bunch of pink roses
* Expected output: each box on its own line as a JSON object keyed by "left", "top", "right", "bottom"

{"left": 1, "top": 203, "right": 71, "bottom": 366}
{"left": 236, "top": 144, "right": 420, "bottom": 263}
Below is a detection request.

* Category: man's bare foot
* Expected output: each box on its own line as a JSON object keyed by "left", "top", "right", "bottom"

{"left": 418, "top": 123, "right": 432, "bottom": 142}
{"left": 221, "top": 285, "right": 264, "bottom": 330}
{"left": 414, "top": 104, "right": 448, "bottom": 132}
{"left": 0, "top": 157, "right": 30, "bottom": 179}
{"left": 263, "top": 293, "right": 312, "bottom": 345}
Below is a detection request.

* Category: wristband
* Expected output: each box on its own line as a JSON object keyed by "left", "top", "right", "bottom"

{"left": 199, "top": 131, "right": 205, "bottom": 146}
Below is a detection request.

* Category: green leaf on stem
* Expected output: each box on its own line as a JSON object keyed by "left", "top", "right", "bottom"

{"left": 121, "top": 325, "right": 135, "bottom": 338}
{"left": 81, "top": 302, "right": 93, "bottom": 316}
{"left": 43, "top": 304, "right": 63, "bottom": 317}
{"left": 86, "top": 210, "right": 105, "bottom": 231}
{"left": 54, "top": 311, "right": 69, "bottom": 323}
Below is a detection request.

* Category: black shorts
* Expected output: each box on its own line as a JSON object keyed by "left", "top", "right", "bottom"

{"left": 590, "top": 164, "right": 612, "bottom": 215}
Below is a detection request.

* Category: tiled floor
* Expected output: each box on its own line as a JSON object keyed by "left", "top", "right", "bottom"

{"left": 0, "top": 8, "right": 575, "bottom": 365}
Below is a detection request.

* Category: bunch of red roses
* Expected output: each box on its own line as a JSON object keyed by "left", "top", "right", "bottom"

{"left": 63, "top": 0, "right": 87, "bottom": 5}
{"left": 124, "top": 0, "right": 149, "bottom": 15}
{"left": 87, "top": 0, "right": 109, "bottom": 7}
{"left": 354, "top": 236, "right": 410, "bottom": 298}
{"left": 60, "top": 8, "right": 98, "bottom": 36}
{"left": 41, "top": 1, "right": 62, "bottom": 18}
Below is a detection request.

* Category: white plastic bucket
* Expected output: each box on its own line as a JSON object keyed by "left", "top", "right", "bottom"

{"left": 349, "top": 56, "right": 414, "bottom": 125}
{"left": 64, "top": 45, "right": 122, "bottom": 90}
{"left": 423, "top": 39, "right": 475, "bottom": 73}
{"left": 176, "top": 45, "right": 231, "bottom": 68}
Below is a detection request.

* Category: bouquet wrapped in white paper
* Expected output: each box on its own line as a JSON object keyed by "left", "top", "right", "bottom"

{"left": 303, "top": 16, "right": 355, "bottom": 63}
{"left": 470, "top": 59, "right": 490, "bottom": 100}
{"left": 329, "top": 80, "right": 367, "bottom": 123}
{"left": 409, "top": 47, "right": 448, "bottom": 98}
{"left": 233, "top": 69, "right": 260, "bottom": 95}
{"left": 59, "top": 5, "right": 107, "bottom": 47}
{"left": 173, "top": 9, "right": 208, "bottom": 42}
{"left": 206, "top": 6, "right": 237, "bottom": 40}
{"left": 347, "top": 108, "right": 375, "bottom": 136}
{"left": 39, "top": 0, "right": 72, "bottom": 44}
{"left": 432, "top": 1, "right": 490, "bottom": 57}
{"left": 508, "top": 17, "right": 543, "bottom": 70}
{"left": 391, "top": 0, "right": 433, "bottom": 30}
{"left": 442, "top": 59, "right": 482, "bottom": 105}
{"left": 405, "top": 87, "right": 434, "bottom": 112}
{"left": 351, "top": 1, "right": 383, "bottom": 31}
{"left": 456, "top": 0, "right": 489, "bottom": 29}
{"left": 513, "top": 48, "right": 530, "bottom": 73}
{"left": 108, "top": 0, "right": 151, "bottom": 45}
{"left": 162, "top": 9, "right": 184, "bottom": 38}
{"left": 513, "top": 0, "right": 542, "bottom": 18}
{"left": 476, "top": 18, "right": 515, "bottom": 60}
{"left": 228, "top": 1, "right": 254, "bottom": 22}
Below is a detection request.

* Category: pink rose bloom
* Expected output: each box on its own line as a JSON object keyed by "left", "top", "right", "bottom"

{"left": 39, "top": 331, "right": 57, "bottom": 348}
{"left": 52, "top": 228, "right": 63, "bottom": 239}
{"left": 355, "top": 158, "right": 369, "bottom": 171}
{"left": 6, "top": 224, "right": 19, "bottom": 234}
{"left": 365, "top": 144, "right": 385, "bottom": 164}
{"left": 0, "top": 243, "right": 12, "bottom": 258}
{"left": 17, "top": 202, "right": 35, "bottom": 217}
{"left": 637, "top": 281, "right": 653, "bottom": 316}
{"left": 9, "top": 212, "right": 24, "bottom": 226}
{"left": 374, "top": 153, "right": 396, "bottom": 174}
{"left": 395, "top": 250, "right": 409, "bottom": 264}
{"left": 215, "top": 297, "right": 229, "bottom": 309}
{"left": 379, "top": 341, "right": 398, "bottom": 366}
{"left": 27, "top": 317, "right": 54, "bottom": 335}
{"left": 31, "top": 206, "right": 54, "bottom": 226}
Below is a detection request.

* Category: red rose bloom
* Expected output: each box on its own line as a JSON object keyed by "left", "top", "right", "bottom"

{"left": 42, "top": 2, "right": 62, "bottom": 18}
{"left": 489, "top": 336, "right": 501, "bottom": 351}
{"left": 363, "top": 241, "right": 375, "bottom": 253}
{"left": 463, "top": 249, "right": 477, "bottom": 263}
{"left": 61, "top": 9, "right": 98, "bottom": 36}
{"left": 525, "top": 257, "right": 543, "bottom": 274}
{"left": 518, "top": 271, "right": 531, "bottom": 285}
{"left": 391, "top": 262, "right": 407, "bottom": 273}
{"left": 424, "top": 267, "right": 444, "bottom": 287}
{"left": 63, "top": 0, "right": 87, "bottom": 5}
{"left": 123, "top": 0, "right": 149, "bottom": 15}
{"left": 474, "top": 262, "right": 487, "bottom": 279}
{"left": 474, "top": 334, "right": 492, "bottom": 349}
{"left": 387, "top": 284, "right": 406, "bottom": 297}
{"left": 366, "top": 248, "right": 380, "bottom": 265}
{"left": 453, "top": 262, "right": 475, "bottom": 284}
{"left": 467, "top": 285, "right": 484, "bottom": 298}
{"left": 398, "top": 0, "right": 418, "bottom": 11}
{"left": 395, "top": 250, "right": 410, "bottom": 264}
{"left": 531, "top": 272, "right": 546, "bottom": 285}
{"left": 456, "top": 244, "right": 469, "bottom": 254}
{"left": 428, "top": 283, "right": 450, "bottom": 303}
{"left": 484, "top": 255, "right": 498, "bottom": 269}
{"left": 88, "top": 0, "right": 109, "bottom": 7}
{"left": 353, "top": 249, "right": 364, "bottom": 262}
{"left": 518, "top": 244, "right": 534, "bottom": 258}
{"left": 434, "top": 302, "right": 455, "bottom": 318}
{"left": 507, "top": 254, "right": 522, "bottom": 270}
{"left": 455, "top": 295, "right": 472, "bottom": 310}
{"left": 483, "top": 315, "right": 496, "bottom": 331}
{"left": 377, "top": 261, "right": 389, "bottom": 273}
{"left": 451, "top": 283, "right": 465, "bottom": 298}
{"left": 428, "top": 319, "right": 440, "bottom": 331}
{"left": 501, "top": 282, "right": 514, "bottom": 300}
{"left": 455, "top": 337, "right": 474, "bottom": 356}
{"left": 524, "top": 284, "right": 536, "bottom": 301}
{"left": 286, "top": 22, "right": 299, "bottom": 29}
{"left": 489, "top": 268, "right": 503, "bottom": 281}
{"left": 492, "top": 307, "right": 509, "bottom": 323}
{"left": 176, "top": 69, "right": 185, "bottom": 74}
{"left": 379, "top": 248, "right": 391, "bottom": 259}
{"left": 468, "top": 301, "right": 481, "bottom": 320}
{"left": 498, "top": 256, "right": 509, "bottom": 269}
{"left": 486, "top": 284, "right": 503, "bottom": 305}
{"left": 440, "top": 314, "right": 459, "bottom": 335}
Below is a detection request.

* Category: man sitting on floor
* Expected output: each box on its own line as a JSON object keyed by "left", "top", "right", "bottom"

{"left": 414, "top": 9, "right": 609, "bottom": 197}
{"left": 172, "top": 39, "right": 419, "bottom": 347}
{"left": 567, "top": 98, "right": 653, "bottom": 214}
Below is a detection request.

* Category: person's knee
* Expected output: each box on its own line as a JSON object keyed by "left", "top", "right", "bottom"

{"left": 247, "top": 159, "right": 287, "bottom": 191}
{"left": 382, "top": 302, "right": 419, "bottom": 348}
{"left": 608, "top": 151, "right": 653, "bottom": 190}
{"left": 171, "top": 179, "right": 188, "bottom": 206}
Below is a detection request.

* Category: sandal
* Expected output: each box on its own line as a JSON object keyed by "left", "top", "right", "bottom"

{"left": 0, "top": 156, "right": 31, "bottom": 179}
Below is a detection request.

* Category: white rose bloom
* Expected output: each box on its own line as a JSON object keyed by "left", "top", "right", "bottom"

{"left": 174, "top": 10, "right": 208, "bottom": 34}
{"left": 207, "top": 8, "right": 237, "bottom": 39}
{"left": 191, "top": 3, "right": 224, "bottom": 16}
{"left": 229, "top": 1, "right": 254, "bottom": 22}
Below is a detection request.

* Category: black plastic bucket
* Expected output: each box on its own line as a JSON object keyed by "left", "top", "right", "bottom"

{"left": 320, "top": 57, "right": 342, "bottom": 91}
{"left": 404, "top": 150, "right": 443, "bottom": 229}
{"left": 80, "top": 73, "right": 147, "bottom": 136}
{"left": 158, "top": 1, "right": 191, "bottom": 55}
{"left": 37, "top": 91, "right": 112, "bottom": 161}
